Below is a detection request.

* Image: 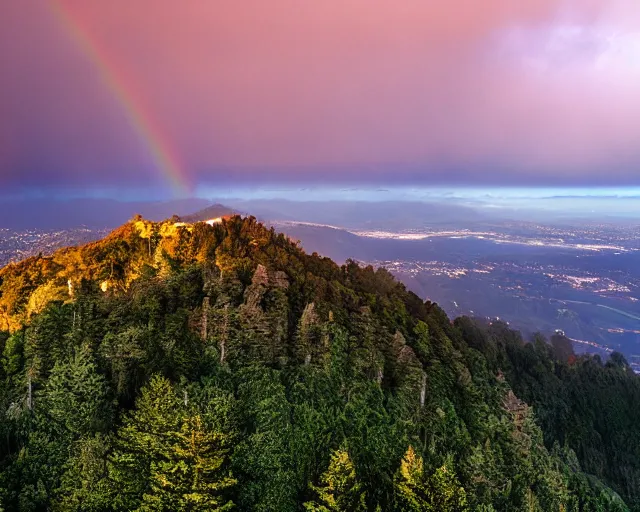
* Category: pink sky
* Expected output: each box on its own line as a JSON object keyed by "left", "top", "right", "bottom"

{"left": 1, "top": 0, "right": 639, "bottom": 190}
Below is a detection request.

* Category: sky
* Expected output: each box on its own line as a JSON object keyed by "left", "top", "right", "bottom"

{"left": 1, "top": 0, "right": 640, "bottom": 197}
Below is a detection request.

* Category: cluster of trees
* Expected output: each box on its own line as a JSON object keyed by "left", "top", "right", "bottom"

{"left": 457, "top": 319, "right": 640, "bottom": 508}
{"left": 0, "top": 216, "right": 637, "bottom": 510}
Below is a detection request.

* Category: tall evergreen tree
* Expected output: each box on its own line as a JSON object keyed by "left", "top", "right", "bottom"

{"left": 394, "top": 446, "right": 468, "bottom": 512}
{"left": 54, "top": 434, "right": 113, "bottom": 512}
{"left": 304, "top": 449, "right": 366, "bottom": 512}
{"left": 39, "top": 345, "right": 112, "bottom": 439}
{"left": 109, "top": 375, "right": 185, "bottom": 511}
{"left": 139, "top": 415, "right": 235, "bottom": 511}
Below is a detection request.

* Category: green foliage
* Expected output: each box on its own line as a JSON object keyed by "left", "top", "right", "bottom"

{"left": 394, "top": 446, "right": 468, "bottom": 511}
{"left": 305, "top": 449, "right": 366, "bottom": 512}
{"left": 0, "top": 216, "right": 637, "bottom": 511}
{"left": 109, "top": 375, "right": 186, "bottom": 510}
{"left": 458, "top": 319, "right": 640, "bottom": 509}
{"left": 109, "top": 375, "right": 235, "bottom": 511}
{"left": 38, "top": 346, "right": 113, "bottom": 438}
{"left": 395, "top": 448, "right": 469, "bottom": 512}
{"left": 54, "top": 434, "right": 113, "bottom": 511}
{"left": 232, "top": 366, "right": 297, "bottom": 511}
{"left": 139, "top": 415, "right": 236, "bottom": 511}
{"left": 2, "top": 332, "right": 24, "bottom": 388}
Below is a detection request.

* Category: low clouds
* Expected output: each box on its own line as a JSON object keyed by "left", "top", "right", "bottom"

{"left": 0, "top": 0, "right": 639, "bottom": 191}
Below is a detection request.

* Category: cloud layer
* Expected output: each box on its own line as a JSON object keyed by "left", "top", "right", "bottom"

{"left": 1, "top": 0, "right": 639, "bottom": 192}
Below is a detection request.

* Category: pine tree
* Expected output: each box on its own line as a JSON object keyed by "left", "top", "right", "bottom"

{"left": 349, "top": 307, "right": 384, "bottom": 382}
{"left": 394, "top": 446, "right": 468, "bottom": 512}
{"left": 24, "top": 301, "right": 69, "bottom": 381}
{"left": 304, "top": 449, "right": 366, "bottom": 512}
{"left": 54, "top": 434, "right": 113, "bottom": 511}
{"left": 39, "top": 346, "right": 112, "bottom": 439}
{"left": 140, "top": 414, "right": 236, "bottom": 511}
{"left": 99, "top": 326, "right": 146, "bottom": 399}
{"left": 2, "top": 332, "right": 24, "bottom": 389}
{"left": 109, "top": 376, "right": 235, "bottom": 511}
{"left": 109, "top": 375, "right": 185, "bottom": 511}
{"left": 1, "top": 216, "right": 638, "bottom": 511}
{"left": 425, "top": 462, "right": 468, "bottom": 512}
{"left": 394, "top": 446, "right": 427, "bottom": 511}
{"left": 232, "top": 366, "right": 297, "bottom": 511}
{"left": 389, "top": 331, "right": 424, "bottom": 416}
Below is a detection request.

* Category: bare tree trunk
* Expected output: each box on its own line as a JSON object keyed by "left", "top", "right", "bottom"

{"left": 420, "top": 372, "right": 427, "bottom": 408}
{"left": 220, "top": 304, "right": 228, "bottom": 364}
{"left": 202, "top": 297, "right": 210, "bottom": 340}
{"left": 27, "top": 374, "right": 32, "bottom": 411}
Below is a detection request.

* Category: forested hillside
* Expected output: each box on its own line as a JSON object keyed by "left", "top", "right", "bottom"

{"left": 0, "top": 215, "right": 638, "bottom": 511}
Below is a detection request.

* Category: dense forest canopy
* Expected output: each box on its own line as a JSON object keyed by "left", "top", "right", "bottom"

{"left": 0, "top": 215, "right": 638, "bottom": 511}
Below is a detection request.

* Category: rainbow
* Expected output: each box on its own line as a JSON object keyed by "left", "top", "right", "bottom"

{"left": 49, "top": 0, "right": 190, "bottom": 195}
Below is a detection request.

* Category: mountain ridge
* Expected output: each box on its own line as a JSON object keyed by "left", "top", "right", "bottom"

{"left": 0, "top": 215, "right": 638, "bottom": 510}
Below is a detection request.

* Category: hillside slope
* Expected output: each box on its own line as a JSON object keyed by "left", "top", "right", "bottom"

{"left": 0, "top": 216, "right": 637, "bottom": 511}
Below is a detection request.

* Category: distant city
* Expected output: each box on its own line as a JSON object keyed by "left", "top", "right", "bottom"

{"left": 0, "top": 227, "right": 108, "bottom": 268}
{"left": 271, "top": 216, "right": 640, "bottom": 373}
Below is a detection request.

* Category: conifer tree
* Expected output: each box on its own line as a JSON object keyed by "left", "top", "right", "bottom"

{"left": 349, "top": 307, "right": 384, "bottom": 382}
{"left": 425, "top": 462, "right": 468, "bottom": 512}
{"left": 39, "top": 346, "right": 112, "bottom": 438}
{"left": 304, "top": 449, "right": 366, "bottom": 512}
{"left": 99, "top": 326, "right": 146, "bottom": 398}
{"left": 394, "top": 446, "right": 428, "bottom": 511}
{"left": 24, "top": 302, "right": 69, "bottom": 381}
{"left": 0, "top": 216, "right": 638, "bottom": 511}
{"left": 109, "top": 375, "right": 185, "bottom": 511}
{"left": 2, "top": 332, "right": 24, "bottom": 390}
{"left": 394, "top": 446, "right": 468, "bottom": 512}
{"left": 109, "top": 376, "right": 235, "bottom": 511}
{"left": 54, "top": 434, "right": 113, "bottom": 511}
{"left": 140, "top": 415, "right": 236, "bottom": 511}
{"left": 232, "top": 366, "right": 297, "bottom": 511}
